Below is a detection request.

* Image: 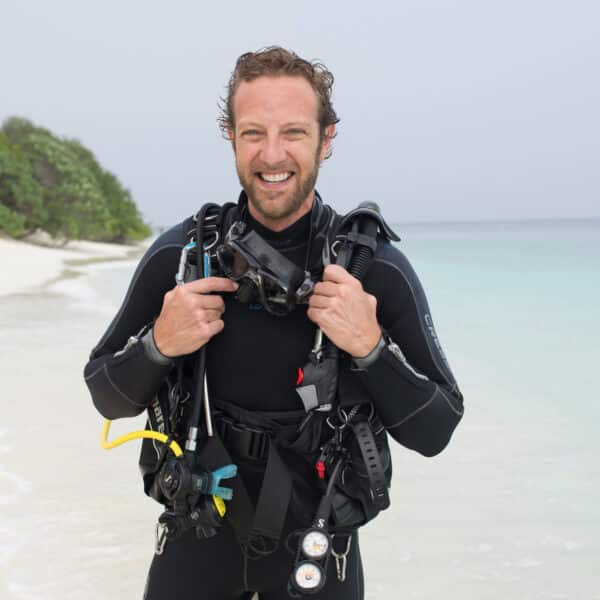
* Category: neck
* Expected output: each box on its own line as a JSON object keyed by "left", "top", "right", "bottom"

{"left": 247, "top": 192, "right": 315, "bottom": 232}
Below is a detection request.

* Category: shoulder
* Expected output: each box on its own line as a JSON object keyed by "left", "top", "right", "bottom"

{"left": 373, "top": 240, "right": 420, "bottom": 284}
{"left": 364, "top": 239, "right": 431, "bottom": 327}
{"left": 366, "top": 238, "right": 421, "bottom": 289}
{"left": 146, "top": 216, "right": 195, "bottom": 254}
{"left": 135, "top": 216, "right": 194, "bottom": 268}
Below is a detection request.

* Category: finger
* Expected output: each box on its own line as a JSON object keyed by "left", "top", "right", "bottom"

{"left": 312, "top": 281, "right": 339, "bottom": 297}
{"left": 185, "top": 277, "right": 239, "bottom": 294}
{"left": 197, "top": 294, "right": 226, "bottom": 311}
{"left": 306, "top": 307, "right": 320, "bottom": 324}
{"left": 308, "top": 294, "right": 331, "bottom": 309}
{"left": 306, "top": 307, "right": 327, "bottom": 326}
{"left": 206, "top": 319, "right": 225, "bottom": 337}
{"left": 323, "top": 264, "right": 359, "bottom": 286}
{"left": 202, "top": 308, "right": 225, "bottom": 322}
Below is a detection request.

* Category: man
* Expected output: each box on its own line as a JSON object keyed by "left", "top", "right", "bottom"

{"left": 85, "top": 47, "right": 463, "bottom": 599}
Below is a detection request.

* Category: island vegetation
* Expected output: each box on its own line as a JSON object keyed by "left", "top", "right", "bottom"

{"left": 0, "top": 117, "right": 151, "bottom": 242}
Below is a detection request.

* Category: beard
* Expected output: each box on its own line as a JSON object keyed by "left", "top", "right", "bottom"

{"left": 235, "top": 143, "right": 322, "bottom": 223}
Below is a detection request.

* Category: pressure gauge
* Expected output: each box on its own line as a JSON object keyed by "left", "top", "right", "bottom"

{"left": 301, "top": 529, "right": 330, "bottom": 559}
{"left": 292, "top": 561, "right": 324, "bottom": 592}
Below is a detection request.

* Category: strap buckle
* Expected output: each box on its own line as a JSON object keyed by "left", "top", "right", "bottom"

{"left": 218, "top": 416, "right": 269, "bottom": 461}
{"left": 155, "top": 521, "right": 168, "bottom": 555}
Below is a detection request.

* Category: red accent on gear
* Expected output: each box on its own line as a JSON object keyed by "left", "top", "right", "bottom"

{"left": 296, "top": 368, "right": 304, "bottom": 386}
{"left": 316, "top": 461, "right": 326, "bottom": 480}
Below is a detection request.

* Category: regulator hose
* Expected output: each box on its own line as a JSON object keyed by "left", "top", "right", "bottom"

{"left": 101, "top": 419, "right": 183, "bottom": 457}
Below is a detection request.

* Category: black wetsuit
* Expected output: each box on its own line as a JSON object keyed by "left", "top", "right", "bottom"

{"left": 84, "top": 192, "right": 463, "bottom": 599}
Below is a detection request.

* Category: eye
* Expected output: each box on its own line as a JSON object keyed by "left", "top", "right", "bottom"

{"left": 241, "top": 129, "right": 262, "bottom": 138}
{"left": 285, "top": 128, "right": 306, "bottom": 138}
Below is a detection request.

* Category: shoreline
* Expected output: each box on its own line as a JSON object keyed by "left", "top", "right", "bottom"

{"left": 0, "top": 236, "right": 149, "bottom": 298}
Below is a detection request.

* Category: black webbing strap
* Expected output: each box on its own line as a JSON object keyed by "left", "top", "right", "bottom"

{"left": 351, "top": 420, "right": 390, "bottom": 510}
{"left": 197, "top": 433, "right": 293, "bottom": 547}
{"left": 251, "top": 438, "right": 292, "bottom": 540}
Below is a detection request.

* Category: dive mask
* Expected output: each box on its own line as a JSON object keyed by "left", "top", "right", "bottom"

{"left": 216, "top": 221, "right": 315, "bottom": 316}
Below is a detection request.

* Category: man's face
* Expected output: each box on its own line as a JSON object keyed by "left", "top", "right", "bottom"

{"left": 230, "top": 75, "right": 333, "bottom": 229}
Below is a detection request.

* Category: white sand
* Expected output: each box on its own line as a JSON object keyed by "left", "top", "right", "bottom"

{"left": 0, "top": 237, "right": 148, "bottom": 297}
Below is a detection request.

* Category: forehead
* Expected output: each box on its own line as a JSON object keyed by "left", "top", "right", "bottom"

{"left": 233, "top": 75, "right": 319, "bottom": 127}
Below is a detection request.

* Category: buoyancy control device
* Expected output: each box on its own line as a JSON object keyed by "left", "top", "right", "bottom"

{"left": 135, "top": 199, "right": 401, "bottom": 565}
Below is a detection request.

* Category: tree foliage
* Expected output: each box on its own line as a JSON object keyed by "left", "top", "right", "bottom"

{"left": 0, "top": 117, "right": 151, "bottom": 241}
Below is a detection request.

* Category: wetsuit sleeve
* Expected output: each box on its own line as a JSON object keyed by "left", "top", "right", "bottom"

{"left": 83, "top": 222, "right": 188, "bottom": 419}
{"left": 357, "top": 243, "right": 464, "bottom": 457}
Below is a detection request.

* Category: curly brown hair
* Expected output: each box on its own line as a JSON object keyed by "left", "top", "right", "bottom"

{"left": 219, "top": 46, "right": 340, "bottom": 157}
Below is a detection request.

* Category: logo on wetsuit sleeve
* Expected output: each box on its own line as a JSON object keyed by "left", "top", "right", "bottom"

{"left": 424, "top": 313, "right": 451, "bottom": 371}
{"left": 150, "top": 397, "right": 165, "bottom": 433}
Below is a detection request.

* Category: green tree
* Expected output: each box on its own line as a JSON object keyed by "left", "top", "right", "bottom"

{"left": 0, "top": 117, "right": 151, "bottom": 242}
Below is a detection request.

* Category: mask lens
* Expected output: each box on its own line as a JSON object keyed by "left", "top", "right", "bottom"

{"left": 218, "top": 246, "right": 249, "bottom": 279}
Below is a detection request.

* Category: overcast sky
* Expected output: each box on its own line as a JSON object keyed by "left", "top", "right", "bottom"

{"left": 2, "top": 0, "right": 599, "bottom": 227}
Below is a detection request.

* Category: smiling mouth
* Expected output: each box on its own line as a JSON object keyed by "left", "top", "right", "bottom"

{"left": 257, "top": 171, "right": 294, "bottom": 183}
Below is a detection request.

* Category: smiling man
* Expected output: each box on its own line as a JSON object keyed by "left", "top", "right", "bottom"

{"left": 85, "top": 47, "right": 464, "bottom": 600}
{"left": 230, "top": 74, "right": 332, "bottom": 230}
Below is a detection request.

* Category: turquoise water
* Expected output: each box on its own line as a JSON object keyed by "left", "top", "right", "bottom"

{"left": 401, "top": 219, "right": 600, "bottom": 410}
{"left": 81, "top": 218, "right": 600, "bottom": 599}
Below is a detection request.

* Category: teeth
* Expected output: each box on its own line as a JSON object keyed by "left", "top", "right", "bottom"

{"left": 261, "top": 172, "right": 291, "bottom": 183}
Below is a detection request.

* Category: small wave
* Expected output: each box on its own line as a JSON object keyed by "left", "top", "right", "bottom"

{"left": 48, "top": 276, "right": 117, "bottom": 317}
{"left": 47, "top": 258, "right": 138, "bottom": 316}
{"left": 0, "top": 465, "right": 32, "bottom": 506}
{"left": 78, "top": 259, "right": 139, "bottom": 273}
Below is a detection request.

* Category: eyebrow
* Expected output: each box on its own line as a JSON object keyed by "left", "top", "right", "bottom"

{"left": 282, "top": 122, "right": 311, "bottom": 129}
{"left": 237, "top": 121, "right": 312, "bottom": 129}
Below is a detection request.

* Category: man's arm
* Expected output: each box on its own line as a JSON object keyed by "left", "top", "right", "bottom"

{"left": 308, "top": 243, "right": 463, "bottom": 457}
{"left": 84, "top": 219, "right": 238, "bottom": 420}
{"left": 356, "top": 243, "right": 464, "bottom": 456}
{"left": 83, "top": 223, "right": 187, "bottom": 419}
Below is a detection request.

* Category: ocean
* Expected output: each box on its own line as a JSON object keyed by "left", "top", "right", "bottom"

{"left": 1, "top": 218, "right": 598, "bottom": 599}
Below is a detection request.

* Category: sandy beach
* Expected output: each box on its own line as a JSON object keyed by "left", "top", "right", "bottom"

{"left": 0, "top": 236, "right": 147, "bottom": 298}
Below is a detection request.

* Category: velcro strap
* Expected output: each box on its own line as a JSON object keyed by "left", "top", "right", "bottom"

{"left": 351, "top": 420, "right": 390, "bottom": 510}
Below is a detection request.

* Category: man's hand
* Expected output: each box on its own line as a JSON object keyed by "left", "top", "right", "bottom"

{"left": 307, "top": 264, "right": 381, "bottom": 358}
{"left": 153, "top": 277, "right": 238, "bottom": 358}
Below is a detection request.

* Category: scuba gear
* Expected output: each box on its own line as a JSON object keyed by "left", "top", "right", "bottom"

{"left": 101, "top": 416, "right": 237, "bottom": 551}
{"left": 100, "top": 202, "right": 239, "bottom": 551}
{"left": 289, "top": 451, "right": 344, "bottom": 595}
{"left": 100, "top": 195, "right": 399, "bottom": 576}
{"left": 180, "top": 200, "right": 396, "bottom": 540}
{"left": 86, "top": 188, "right": 464, "bottom": 598}
{"left": 154, "top": 458, "right": 236, "bottom": 547}
{"left": 216, "top": 220, "right": 315, "bottom": 316}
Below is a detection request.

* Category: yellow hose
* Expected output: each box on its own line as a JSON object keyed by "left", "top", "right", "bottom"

{"left": 101, "top": 419, "right": 183, "bottom": 457}
{"left": 101, "top": 420, "right": 226, "bottom": 515}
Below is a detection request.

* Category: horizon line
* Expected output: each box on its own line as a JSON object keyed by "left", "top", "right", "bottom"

{"left": 395, "top": 215, "right": 600, "bottom": 227}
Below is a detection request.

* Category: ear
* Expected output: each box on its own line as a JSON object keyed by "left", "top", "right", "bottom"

{"left": 227, "top": 127, "right": 235, "bottom": 146}
{"left": 319, "top": 125, "right": 336, "bottom": 160}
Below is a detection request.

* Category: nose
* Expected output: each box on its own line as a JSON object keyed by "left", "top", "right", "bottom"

{"left": 260, "top": 133, "right": 287, "bottom": 166}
